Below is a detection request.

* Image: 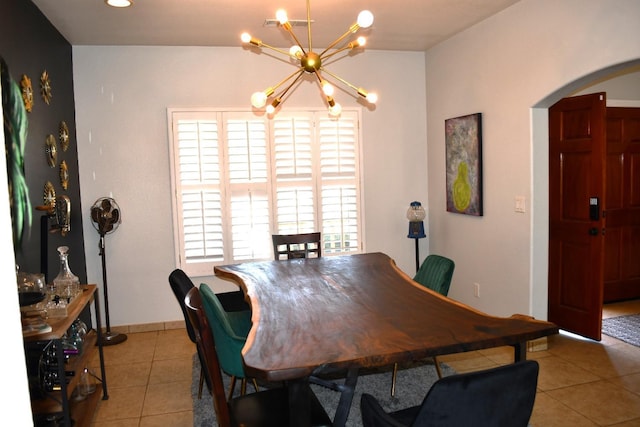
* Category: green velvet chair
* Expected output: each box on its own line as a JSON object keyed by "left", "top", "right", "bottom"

{"left": 391, "top": 254, "right": 455, "bottom": 396}
{"left": 199, "top": 282, "right": 257, "bottom": 399}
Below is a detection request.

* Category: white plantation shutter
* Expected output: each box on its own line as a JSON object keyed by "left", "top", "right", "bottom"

{"left": 169, "top": 108, "right": 363, "bottom": 275}
{"left": 225, "top": 117, "right": 272, "bottom": 260}
{"left": 318, "top": 112, "right": 360, "bottom": 254}
{"left": 173, "top": 116, "right": 225, "bottom": 271}
{"left": 272, "top": 115, "right": 316, "bottom": 234}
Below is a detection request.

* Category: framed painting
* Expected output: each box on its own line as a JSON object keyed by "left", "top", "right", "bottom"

{"left": 445, "top": 113, "right": 483, "bottom": 216}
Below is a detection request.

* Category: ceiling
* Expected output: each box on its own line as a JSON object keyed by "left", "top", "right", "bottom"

{"left": 32, "top": 0, "right": 519, "bottom": 52}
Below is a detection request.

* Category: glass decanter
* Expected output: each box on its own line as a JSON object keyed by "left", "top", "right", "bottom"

{"left": 53, "top": 246, "right": 80, "bottom": 302}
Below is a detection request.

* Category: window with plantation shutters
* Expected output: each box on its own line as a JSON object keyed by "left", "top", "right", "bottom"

{"left": 168, "top": 108, "right": 363, "bottom": 277}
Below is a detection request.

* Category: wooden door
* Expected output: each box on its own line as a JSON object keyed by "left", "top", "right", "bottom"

{"left": 548, "top": 93, "right": 606, "bottom": 340}
{"left": 604, "top": 107, "right": 640, "bottom": 302}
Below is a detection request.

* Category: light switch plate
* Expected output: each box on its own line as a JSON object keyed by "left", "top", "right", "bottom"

{"left": 515, "top": 196, "right": 526, "bottom": 213}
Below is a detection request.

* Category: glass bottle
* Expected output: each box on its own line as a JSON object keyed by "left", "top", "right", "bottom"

{"left": 78, "top": 367, "right": 97, "bottom": 396}
{"left": 53, "top": 246, "right": 80, "bottom": 302}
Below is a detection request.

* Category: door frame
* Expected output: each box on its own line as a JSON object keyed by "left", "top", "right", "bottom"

{"left": 529, "top": 61, "right": 640, "bottom": 330}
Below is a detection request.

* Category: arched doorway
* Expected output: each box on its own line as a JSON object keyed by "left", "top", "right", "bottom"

{"left": 530, "top": 60, "right": 640, "bottom": 338}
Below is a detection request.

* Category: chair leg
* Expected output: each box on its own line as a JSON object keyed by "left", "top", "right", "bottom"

{"left": 434, "top": 356, "right": 443, "bottom": 379}
{"left": 392, "top": 357, "right": 442, "bottom": 397}
{"left": 198, "top": 369, "right": 205, "bottom": 399}
{"left": 240, "top": 378, "right": 247, "bottom": 395}
{"left": 390, "top": 362, "right": 398, "bottom": 397}
{"left": 227, "top": 376, "right": 237, "bottom": 401}
{"left": 252, "top": 378, "right": 260, "bottom": 392}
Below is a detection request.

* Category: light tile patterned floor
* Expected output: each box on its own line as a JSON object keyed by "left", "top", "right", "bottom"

{"left": 89, "top": 299, "right": 640, "bottom": 426}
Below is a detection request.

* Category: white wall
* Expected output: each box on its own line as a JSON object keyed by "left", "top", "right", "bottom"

{"left": 72, "top": 47, "right": 428, "bottom": 326}
{"left": 425, "top": 0, "right": 640, "bottom": 318}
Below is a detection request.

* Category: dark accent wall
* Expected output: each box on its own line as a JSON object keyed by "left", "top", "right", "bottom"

{"left": 1, "top": 0, "right": 87, "bottom": 285}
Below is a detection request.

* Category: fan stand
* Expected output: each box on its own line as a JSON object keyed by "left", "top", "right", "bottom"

{"left": 99, "top": 234, "right": 127, "bottom": 346}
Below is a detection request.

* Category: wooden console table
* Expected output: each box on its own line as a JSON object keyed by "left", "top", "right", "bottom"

{"left": 23, "top": 284, "right": 108, "bottom": 427}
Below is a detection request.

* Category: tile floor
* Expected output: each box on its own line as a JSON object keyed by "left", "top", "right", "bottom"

{"left": 89, "top": 299, "right": 640, "bottom": 426}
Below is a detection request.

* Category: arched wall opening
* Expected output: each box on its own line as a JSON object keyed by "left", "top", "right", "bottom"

{"left": 530, "top": 60, "right": 640, "bottom": 321}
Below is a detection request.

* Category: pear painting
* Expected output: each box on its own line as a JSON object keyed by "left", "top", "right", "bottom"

{"left": 445, "top": 113, "right": 482, "bottom": 216}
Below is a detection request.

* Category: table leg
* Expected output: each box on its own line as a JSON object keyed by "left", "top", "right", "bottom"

{"left": 333, "top": 367, "right": 359, "bottom": 427}
{"left": 513, "top": 342, "right": 526, "bottom": 362}
{"left": 288, "top": 378, "right": 312, "bottom": 427}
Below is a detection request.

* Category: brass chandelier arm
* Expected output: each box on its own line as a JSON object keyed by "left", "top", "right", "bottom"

{"left": 280, "top": 22, "right": 307, "bottom": 56}
{"left": 320, "top": 67, "right": 372, "bottom": 99}
{"left": 320, "top": 39, "right": 363, "bottom": 62}
{"left": 318, "top": 23, "right": 361, "bottom": 58}
{"left": 272, "top": 69, "right": 305, "bottom": 105}
{"left": 268, "top": 68, "right": 308, "bottom": 95}
{"left": 250, "top": 38, "right": 298, "bottom": 59}
{"left": 320, "top": 68, "right": 359, "bottom": 92}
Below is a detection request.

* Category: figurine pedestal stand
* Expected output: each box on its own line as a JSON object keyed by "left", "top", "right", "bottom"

{"left": 408, "top": 221, "right": 426, "bottom": 273}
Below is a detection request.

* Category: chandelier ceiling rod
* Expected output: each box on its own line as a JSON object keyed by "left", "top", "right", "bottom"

{"left": 241, "top": 0, "right": 378, "bottom": 116}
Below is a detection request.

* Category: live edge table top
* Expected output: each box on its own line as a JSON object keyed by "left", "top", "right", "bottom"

{"left": 214, "top": 252, "right": 558, "bottom": 383}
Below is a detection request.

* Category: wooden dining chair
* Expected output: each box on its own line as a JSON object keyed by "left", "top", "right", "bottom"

{"left": 391, "top": 254, "right": 455, "bottom": 396}
{"left": 168, "top": 268, "right": 209, "bottom": 399}
{"left": 272, "top": 232, "right": 322, "bottom": 260}
{"left": 184, "top": 287, "right": 333, "bottom": 427}
{"left": 362, "top": 360, "right": 539, "bottom": 427}
{"left": 271, "top": 230, "right": 358, "bottom": 425}
{"left": 169, "top": 269, "right": 252, "bottom": 399}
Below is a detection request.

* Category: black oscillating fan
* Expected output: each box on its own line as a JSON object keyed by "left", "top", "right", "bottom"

{"left": 90, "top": 197, "right": 127, "bottom": 345}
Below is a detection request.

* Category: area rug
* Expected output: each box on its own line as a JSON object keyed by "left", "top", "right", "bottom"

{"left": 191, "top": 354, "right": 455, "bottom": 427}
{"left": 602, "top": 314, "right": 640, "bottom": 347}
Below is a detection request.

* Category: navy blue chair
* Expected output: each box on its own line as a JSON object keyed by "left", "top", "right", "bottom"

{"left": 364, "top": 361, "right": 539, "bottom": 427}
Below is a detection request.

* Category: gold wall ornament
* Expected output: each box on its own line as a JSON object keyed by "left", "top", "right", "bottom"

{"left": 45, "top": 134, "right": 57, "bottom": 167}
{"left": 43, "top": 181, "right": 56, "bottom": 209}
{"left": 59, "top": 160, "right": 69, "bottom": 190}
{"left": 40, "top": 70, "right": 52, "bottom": 104}
{"left": 55, "top": 195, "right": 71, "bottom": 236}
{"left": 20, "top": 74, "right": 33, "bottom": 112}
{"left": 59, "top": 121, "right": 70, "bottom": 151}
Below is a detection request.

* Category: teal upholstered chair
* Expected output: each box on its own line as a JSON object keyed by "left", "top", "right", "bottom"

{"left": 391, "top": 254, "right": 455, "bottom": 396}
{"left": 199, "top": 283, "right": 257, "bottom": 399}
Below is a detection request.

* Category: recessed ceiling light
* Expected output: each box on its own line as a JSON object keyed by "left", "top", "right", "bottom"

{"left": 105, "top": 0, "right": 133, "bottom": 7}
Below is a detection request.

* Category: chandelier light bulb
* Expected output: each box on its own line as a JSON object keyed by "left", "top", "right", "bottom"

{"left": 266, "top": 104, "right": 276, "bottom": 114}
{"left": 276, "top": 9, "right": 288, "bottom": 25}
{"left": 289, "top": 45, "right": 303, "bottom": 59}
{"left": 357, "top": 10, "right": 374, "bottom": 29}
{"left": 357, "top": 36, "right": 366, "bottom": 47}
{"left": 329, "top": 102, "right": 342, "bottom": 117}
{"left": 322, "top": 81, "right": 334, "bottom": 96}
{"left": 366, "top": 92, "right": 378, "bottom": 104}
{"left": 241, "top": 33, "right": 252, "bottom": 43}
{"left": 251, "top": 91, "right": 268, "bottom": 108}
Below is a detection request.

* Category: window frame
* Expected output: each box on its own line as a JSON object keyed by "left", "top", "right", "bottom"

{"left": 167, "top": 107, "right": 365, "bottom": 277}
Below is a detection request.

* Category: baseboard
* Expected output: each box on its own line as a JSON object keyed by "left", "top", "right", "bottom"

{"left": 101, "top": 320, "right": 185, "bottom": 334}
{"left": 527, "top": 337, "right": 548, "bottom": 352}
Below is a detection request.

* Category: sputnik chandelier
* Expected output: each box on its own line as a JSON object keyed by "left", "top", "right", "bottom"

{"left": 241, "top": 0, "right": 378, "bottom": 116}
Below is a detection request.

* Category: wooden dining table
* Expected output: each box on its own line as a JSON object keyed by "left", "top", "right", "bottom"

{"left": 214, "top": 252, "right": 558, "bottom": 426}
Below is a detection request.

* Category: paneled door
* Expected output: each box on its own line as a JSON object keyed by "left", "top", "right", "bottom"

{"left": 604, "top": 107, "right": 640, "bottom": 302}
{"left": 548, "top": 93, "right": 606, "bottom": 340}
